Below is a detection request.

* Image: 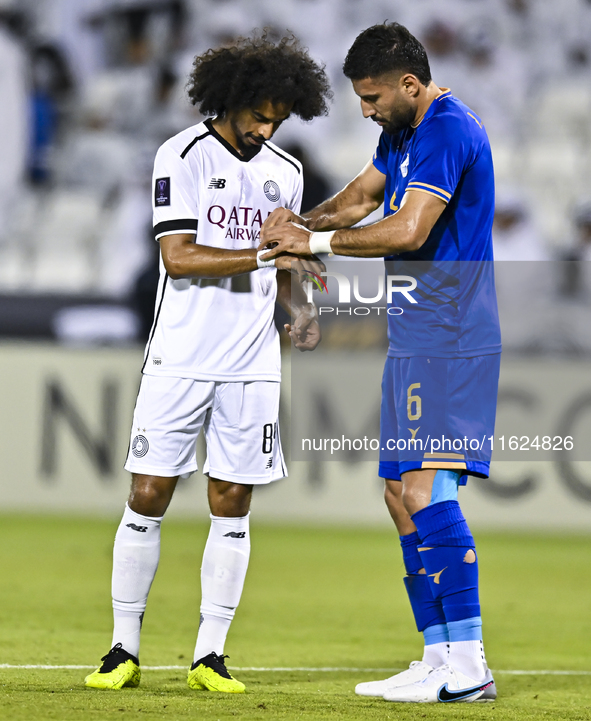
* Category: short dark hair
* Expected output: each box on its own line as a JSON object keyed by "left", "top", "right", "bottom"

{"left": 187, "top": 31, "right": 332, "bottom": 120}
{"left": 343, "top": 22, "right": 432, "bottom": 86}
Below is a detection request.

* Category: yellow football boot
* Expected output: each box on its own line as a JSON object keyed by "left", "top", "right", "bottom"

{"left": 187, "top": 652, "right": 245, "bottom": 693}
{"left": 84, "top": 643, "right": 141, "bottom": 689}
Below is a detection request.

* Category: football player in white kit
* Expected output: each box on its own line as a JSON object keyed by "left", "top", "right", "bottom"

{"left": 85, "top": 33, "right": 331, "bottom": 693}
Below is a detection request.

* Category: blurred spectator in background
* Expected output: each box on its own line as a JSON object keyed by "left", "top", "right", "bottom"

{"left": 82, "top": 0, "right": 189, "bottom": 138}
{"left": 492, "top": 189, "right": 551, "bottom": 353}
{"left": 282, "top": 143, "right": 331, "bottom": 214}
{"left": 0, "top": 0, "right": 29, "bottom": 245}
{"left": 418, "top": 18, "right": 465, "bottom": 96}
{"left": 551, "top": 202, "right": 591, "bottom": 355}
{"left": 131, "top": 228, "right": 160, "bottom": 343}
{"left": 493, "top": 189, "right": 549, "bottom": 262}
{"left": 560, "top": 204, "right": 591, "bottom": 300}
{"left": 456, "top": 16, "right": 528, "bottom": 143}
{"left": 28, "top": 43, "right": 75, "bottom": 184}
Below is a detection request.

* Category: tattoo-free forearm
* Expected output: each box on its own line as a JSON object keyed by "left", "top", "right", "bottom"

{"left": 161, "top": 235, "right": 258, "bottom": 279}
{"left": 303, "top": 176, "right": 383, "bottom": 231}
{"left": 276, "top": 270, "right": 313, "bottom": 317}
{"left": 323, "top": 191, "right": 447, "bottom": 257}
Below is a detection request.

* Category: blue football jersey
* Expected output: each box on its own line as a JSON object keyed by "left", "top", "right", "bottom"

{"left": 373, "top": 90, "right": 502, "bottom": 358}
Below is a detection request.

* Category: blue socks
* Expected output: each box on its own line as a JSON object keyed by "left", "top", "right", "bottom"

{"left": 399, "top": 493, "right": 487, "bottom": 677}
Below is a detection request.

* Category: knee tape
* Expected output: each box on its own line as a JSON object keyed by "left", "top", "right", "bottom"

{"left": 429, "top": 470, "right": 460, "bottom": 505}
{"left": 412, "top": 500, "right": 475, "bottom": 548}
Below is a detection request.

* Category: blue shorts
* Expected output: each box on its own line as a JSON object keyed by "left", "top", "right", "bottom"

{"left": 378, "top": 354, "right": 501, "bottom": 482}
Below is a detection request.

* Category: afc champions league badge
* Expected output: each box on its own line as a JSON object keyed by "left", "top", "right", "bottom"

{"left": 263, "top": 179, "right": 280, "bottom": 202}
{"left": 155, "top": 177, "right": 171, "bottom": 206}
{"left": 132, "top": 435, "right": 149, "bottom": 458}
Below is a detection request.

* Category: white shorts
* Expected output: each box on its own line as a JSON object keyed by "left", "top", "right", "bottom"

{"left": 124, "top": 375, "right": 286, "bottom": 484}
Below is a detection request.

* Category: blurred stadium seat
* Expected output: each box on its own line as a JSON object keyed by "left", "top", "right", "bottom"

{"left": 30, "top": 190, "right": 103, "bottom": 293}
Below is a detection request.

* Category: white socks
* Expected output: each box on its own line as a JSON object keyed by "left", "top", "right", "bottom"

{"left": 448, "top": 639, "right": 487, "bottom": 681}
{"left": 193, "top": 513, "right": 251, "bottom": 662}
{"left": 110, "top": 508, "right": 250, "bottom": 663}
{"left": 111, "top": 504, "right": 162, "bottom": 658}
{"left": 422, "top": 642, "right": 449, "bottom": 669}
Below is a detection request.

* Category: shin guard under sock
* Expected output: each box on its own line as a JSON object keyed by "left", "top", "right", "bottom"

{"left": 111, "top": 504, "right": 163, "bottom": 657}
{"left": 400, "top": 531, "right": 448, "bottom": 662}
{"left": 193, "top": 514, "right": 250, "bottom": 661}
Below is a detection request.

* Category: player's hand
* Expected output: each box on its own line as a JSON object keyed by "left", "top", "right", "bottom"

{"left": 263, "top": 207, "right": 307, "bottom": 231}
{"left": 258, "top": 221, "right": 312, "bottom": 259}
{"left": 285, "top": 305, "right": 321, "bottom": 352}
{"left": 274, "top": 254, "right": 326, "bottom": 279}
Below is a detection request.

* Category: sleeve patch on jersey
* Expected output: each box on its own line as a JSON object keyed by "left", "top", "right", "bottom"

{"left": 155, "top": 177, "right": 171, "bottom": 206}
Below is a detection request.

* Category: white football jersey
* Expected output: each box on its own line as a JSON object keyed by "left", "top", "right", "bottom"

{"left": 143, "top": 119, "right": 303, "bottom": 381}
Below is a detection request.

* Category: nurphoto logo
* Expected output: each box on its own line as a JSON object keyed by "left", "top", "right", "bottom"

{"left": 303, "top": 270, "right": 418, "bottom": 316}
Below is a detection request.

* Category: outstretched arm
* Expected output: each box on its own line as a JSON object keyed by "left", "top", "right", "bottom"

{"left": 304, "top": 160, "right": 387, "bottom": 230}
{"left": 259, "top": 189, "right": 446, "bottom": 259}
{"left": 276, "top": 269, "right": 320, "bottom": 352}
{"left": 262, "top": 160, "right": 386, "bottom": 234}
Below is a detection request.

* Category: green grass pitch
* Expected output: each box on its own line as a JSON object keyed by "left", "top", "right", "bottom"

{"left": 0, "top": 514, "right": 590, "bottom": 720}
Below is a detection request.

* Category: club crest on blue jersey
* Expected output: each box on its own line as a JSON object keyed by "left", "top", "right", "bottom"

{"left": 400, "top": 154, "right": 409, "bottom": 177}
{"left": 263, "top": 180, "right": 280, "bottom": 202}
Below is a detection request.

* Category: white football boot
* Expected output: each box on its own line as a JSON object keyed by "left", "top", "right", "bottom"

{"left": 354, "top": 661, "right": 433, "bottom": 697}
{"left": 383, "top": 663, "right": 496, "bottom": 703}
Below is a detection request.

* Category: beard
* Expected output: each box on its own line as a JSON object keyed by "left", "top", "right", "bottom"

{"left": 236, "top": 133, "right": 264, "bottom": 158}
{"left": 377, "top": 105, "right": 416, "bottom": 135}
{"left": 229, "top": 118, "right": 264, "bottom": 158}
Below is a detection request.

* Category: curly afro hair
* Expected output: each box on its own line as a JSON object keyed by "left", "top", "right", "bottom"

{"left": 343, "top": 22, "right": 432, "bottom": 86}
{"left": 187, "top": 31, "right": 332, "bottom": 120}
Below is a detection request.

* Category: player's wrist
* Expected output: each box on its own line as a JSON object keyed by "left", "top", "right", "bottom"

{"left": 294, "top": 302, "right": 318, "bottom": 323}
{"left": 309, "top": 230, "right": 335, "bottom": 255}
{"left": 256, "top": 249, "right": 276, "bottom": 269}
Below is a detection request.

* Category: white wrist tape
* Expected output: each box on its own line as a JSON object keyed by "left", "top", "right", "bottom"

{"left": 257, "top": 249, "right": 276, "bottom": 268}
{"left": 309, "top": 231, "right": 335, "bottom": 255}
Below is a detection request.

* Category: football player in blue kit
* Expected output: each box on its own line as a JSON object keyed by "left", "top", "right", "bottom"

{"left": 259, "top": 22, "right": 501, "bottom": 703}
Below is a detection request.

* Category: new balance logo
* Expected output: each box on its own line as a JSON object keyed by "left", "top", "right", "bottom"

{"left": 208, "top": 178, "right": 226, "bottom": 189}
{"left": 223, "top": 531, "right": 246, "bottom": 538}
{"left": 266, "top": 458, "right": 273, "bottom": 469}
{"left": 126, "top": 523, "right": 148, "bottom": 533}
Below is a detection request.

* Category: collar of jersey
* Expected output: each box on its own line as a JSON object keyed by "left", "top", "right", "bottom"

{"left": 205, "top": 118, "right": 263, "bottom": 162}
{"left": 413, "top": 87, "right": 452, "bottom": 128}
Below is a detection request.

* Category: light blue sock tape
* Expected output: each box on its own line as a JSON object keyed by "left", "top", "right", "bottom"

{"left": 447, "top": 616, "right": 483, "bottom": 642}
{"left": 423, "top": 623, "right": 450, "bottom": 645}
